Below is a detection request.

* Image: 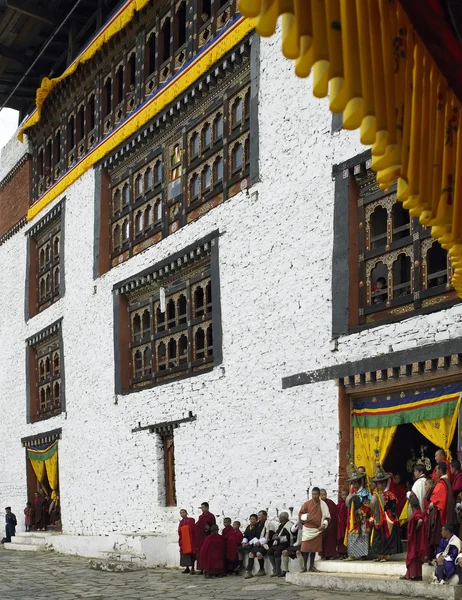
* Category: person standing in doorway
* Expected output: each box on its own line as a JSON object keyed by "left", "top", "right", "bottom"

{"left": 451, "top": 460, "right": 462, "bottom": 500}
{"left": 298, "top": 487, "right": 330, "bottom": 572}
{"left": 319, "top": 489, "right": 338, "bottom": 560}
{"left": 432, "top": 449, "right": 452, "bottom": 482}
{"left": 194, "top": 502, "right": 216, "bottom": 574}
{"left": 24, "top": 502, "right": 33, "bottom": 532}
{"left": 429, "top": 461, "right": 455, "bottom": 555}
{"left": 2, "top": 507, "right": 17, "bottom": 543}
{"left": 178, "top": 509, "right": 195, "bottom": 574}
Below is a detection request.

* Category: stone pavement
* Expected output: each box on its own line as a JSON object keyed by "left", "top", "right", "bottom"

{"left": 0, "top": 548, "right": 419, "bottom": 600}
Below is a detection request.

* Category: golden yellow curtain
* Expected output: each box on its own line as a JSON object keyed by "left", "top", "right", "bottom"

{"left": 29, "top": 459, "right": 49, "bottom": 493}
{"left": 238, "top": 0, "right": 462, "bottom": 299}
{"left": 413, "top": 396, "right": 461, "bottom": 461}
{"left": 44, "top": 451, "right": 59, "bottom": 495}
{"left": 353, "top": 425, "right": 397, "bottom": 479}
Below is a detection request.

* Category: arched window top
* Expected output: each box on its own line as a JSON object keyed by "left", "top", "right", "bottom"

{"left": 144, "top": 204, "right": 153, "bottom": 228}
{"left": 369, "top": 205, "right": 388, "bottom": 250}
{"left": 202, "top": 165, "right": 211, "bottom": 192}
{"left": 190, "top": 132, "right": 199, "bottom": 159}
{"left": 214, "top": 156, "right": 223, "bottom": 183}
{"left": 214, "top": 113, "right": 223, "bottom": 141}
{"left": 122, "top": 219, "right": 130, "bottom": 241}
{"left": 231, "top": 143, "right": 243, "bottom": 172}
{"left": 202, "top": 123, "right": 211, "bottom": 149}
{"left": 190, "top": 173, "right": 199, "bottom": 200}
{"left": 370, "top": 262, "right": 388, "bottom": 306}
{"left": 135, "top": 211, "right": 143, "bottom": 233}
{"left": 231, "top": 97, "right": 243, "bottom": 127}
{"left": 135, "top": 174, "right": 143, "bottom": 197}
{"left": 122, "top": 183, "right": 129, "bottom": 206}
{"left": 392, "top": 253, "right": 412, "bottom": 299}
{"left": 114, "top": 189, "right": 121, "bottom": 213}
{"left": 142, "top": 309, "right": 150, "bottom": 335}
{"left": 154, "top": 160, "right": 162, "bottom": 183}
{"left": 145, "top": 167, "right": 153, "bottom": 191}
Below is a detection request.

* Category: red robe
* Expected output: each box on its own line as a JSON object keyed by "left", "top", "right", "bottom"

{"left": 452, "top": 471, "right": 462, "bottom": 498}
{"left": 431, "top": 478, "right": 449, "bottom": 525}
{"left": 178, "top": 517, "right": 195, "bottom": 556}
{"left": 321, "top": 498, "right": 338, "bottom": 558}
{"left": 194, "top": 511, "right": 216, "bottom": 570}
{"left": 200, "top": 532, "right": 225, "bottom": 575}
{"left": 405, "top": 509, "right": 427, "bottom": 579}
{"left": 222, "top": 526, "right": 242, "bottom": 561}
{"left": 432, "top": 458, "right": 452, "bottom": 482}
{"left": 336, "top": 498, "right": 348, "bottom": 554}
{"left": 394, "top": 483, "right": 407, "bottom": 519}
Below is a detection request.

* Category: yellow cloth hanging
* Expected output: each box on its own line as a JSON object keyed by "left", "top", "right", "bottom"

{"left": 44, "top": 451, "right": 59, "bottom": 495}
{"left": 412, "top": 395, "right": 461, "bottom": 461}
{"left": 399, "top": 499, "right": 409, "bottom": 526}
{"left": 29, "top": 459, "right": 49, "bottom": 493}
{"left": 353, "top": 425, "right": 397, "bottom": 479}
{"left": 238, "top": 0, "right": 462, "bottom": 299}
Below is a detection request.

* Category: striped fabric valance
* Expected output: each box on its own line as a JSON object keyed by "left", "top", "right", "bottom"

{"left": 352, "top": 383, "right": 462, "bottom": 428}
{"left": 26, "top": 439, "right": 58, "bottom": 462}
{"left": 238, "top": 0, "right": 462, "bottom": 298}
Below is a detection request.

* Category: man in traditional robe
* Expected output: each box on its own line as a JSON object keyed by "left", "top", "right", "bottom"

{"left": 281, "top": 522, "right": 304, "bottom": 576}
{"left": 244, "top": 510, "right": 275, "bottom": 579}
{"left": 194, "top": 502, "right": 216, "bottom": 574}
{"left": 451, "top": 460, "right": 462, "bottom": 499}
{"left": 222, "top": 520, "right": 242, "bottom": 574}
{"left": 178, "top": 509, "right": 195, "bottom": 573}
{"left": 236, "top": 513, "right": 258, "bottom": 573}
{"left": 432, "top": 449, "right": 452, "bottom": 482}
{"left": 336, "top": 488, "right": 348, "bottom": 558}
{"left": 434, "top": 524, "right": 461, "bottom": 583}
{"left": 298, "top": 487, "right": 330, "bottom": 572}
{"left": 267, "top": 511, "right": 292, "bottom": 577}
{"left": 320, "top": 489, "right": 338, "bottom": 559}
{"left": 407, "top": 464, "right": 427, "bottom": 514}
{"left": 401, "top": 496, "right": 426, "bottom": 581}
{"left": 200, "top": 524, "right": 225, "bottom": 577}
{"left": 429, "top": 462, "right": 456, "bottom": 554}
{"left": 370, "top": 469, "right": 402, "bottom": 561}
{"left": 2, "top": 507, "right": 16, "bottom": 544}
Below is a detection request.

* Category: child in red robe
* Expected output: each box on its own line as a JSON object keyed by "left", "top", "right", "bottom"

{"left": 222, "top": 518, "right": 242, "bottom": 574}
{"left": 401, "top": 496, "right": 427, "bottom": 581}
{"left": 200, "top": 524, "right": 225, "bottom": 577}
{"left": 336, "top": 488, "right": 348, "bottom": 558}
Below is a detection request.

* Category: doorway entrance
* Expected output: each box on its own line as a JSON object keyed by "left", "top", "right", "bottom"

{"left": 25, "top": 437, "right": 61, "bottom": 532}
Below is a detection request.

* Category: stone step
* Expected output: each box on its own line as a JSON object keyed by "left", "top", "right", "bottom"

{"left": 11, "top": 536, "right": 47, "bottom": 546}
{"left": 4, "top": 542, "right": 41, "bottom": 552}
{"left": 315, "top": 558, "right": 433, "bottom": 578}
{"left": 286, "top": 571, "right": 462, "bottom": 600}
{"left": 97, "top": 551, "right": 146, "bottom": 565}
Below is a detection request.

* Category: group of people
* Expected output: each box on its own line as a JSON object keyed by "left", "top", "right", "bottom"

{"left": 1, "top": 491, "right": 61, "bottom": 544}
{"left": 343, "top": 448, "right": 462, "bottom": 584}
{"left": 179, "top": 449, "right": 462, "bottom": 585}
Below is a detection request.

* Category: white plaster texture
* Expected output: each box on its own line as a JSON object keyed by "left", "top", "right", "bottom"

{"left": 0, "top": 28, "right": 461, "bottom": 566}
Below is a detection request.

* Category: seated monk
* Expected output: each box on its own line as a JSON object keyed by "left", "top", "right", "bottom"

{"left": 200, "top": 524, "right": 225, "bottom": 577}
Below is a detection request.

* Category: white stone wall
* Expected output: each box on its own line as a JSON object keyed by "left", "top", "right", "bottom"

{"left": 0, "top": 132, "right": 29, "bottom": 183}
{"left": 1, "top": 28, "right": 461, "bottom": 564}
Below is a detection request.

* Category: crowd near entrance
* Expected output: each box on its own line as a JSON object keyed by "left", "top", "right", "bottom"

{"left": 25, "top": 438, "right": 61, "bottom": 531}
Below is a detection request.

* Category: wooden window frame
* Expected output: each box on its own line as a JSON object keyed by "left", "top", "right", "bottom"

{"left": 26, "top": 320, "right": 65, "bottom": 424}
{"left": 113, "top": 232, "right": 222, "bottom": 394}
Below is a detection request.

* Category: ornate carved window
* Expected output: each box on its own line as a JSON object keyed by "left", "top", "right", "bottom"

{"left": 27, "top": 201, "right": 65, "bottom": 319}
{"left": 113, "top": 233, "right": 222, "bottom": 393}
{"left": 343, "top": 158, "right": 459, "bottom": 328}
{"left": 100, "top": 73, "right": 251, "bottom": 272}
{"left": 27, "top": 320, "right": 64, "bottom": 424}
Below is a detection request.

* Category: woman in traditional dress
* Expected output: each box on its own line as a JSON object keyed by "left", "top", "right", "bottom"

{"left": 178, "top": 509, "right": 195, "bottom": 574}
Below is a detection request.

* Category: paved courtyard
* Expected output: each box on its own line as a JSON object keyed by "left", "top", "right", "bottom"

{"left": 0, "top": 548, "right": 417, "bottom": 600}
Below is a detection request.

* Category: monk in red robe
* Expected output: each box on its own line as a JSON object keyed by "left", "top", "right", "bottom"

{"left": 402, "top": 496, "right": 427, "bottom": 581}
{"left": 431, "top": 449, "right": 452, "bottom": 482}
{"left": 200, "top": 524, "right": 225, "bottom": 577}
{"left": 393, "top": 474, "right": 407, "bottom": 520}
{"left": 429, "top": 462, "right": 455, "bottom": 557}
{"left": 451, "top": 460, "right": 462, "bottom": 499}
{"left": 178, "top": 509, "right": 195, "bottom": 573}
{"left": 194, "top": 502, "right": 216, "bottom": 573}
{"left": 222, "top": 519, "right": 242, "bottom": 573}
{"left": 336, "top": 488, "right": 348, "bottom": 558}
{"left": 320, "top": 489, "right": 338, "bottom": 559}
